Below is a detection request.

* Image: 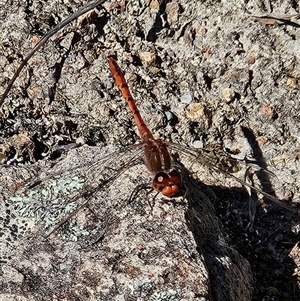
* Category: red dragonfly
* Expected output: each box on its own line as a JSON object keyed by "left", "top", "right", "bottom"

{"left": 11, "top": 57, "right": 295, "bottom": 236}
{"left": 108, "top": 57, "right": 182, "bottom": 197}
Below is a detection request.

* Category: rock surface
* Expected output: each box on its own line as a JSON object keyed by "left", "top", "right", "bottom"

{"left": 0, "top": 0, "right": 299, "bottom": 300}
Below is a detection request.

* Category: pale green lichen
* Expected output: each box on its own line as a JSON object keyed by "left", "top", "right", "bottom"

{"left": 150, "top": 289, "right": 180, "bottom": 301}
{"left": 10, "top": 176, "right": 85, "bottom": 238}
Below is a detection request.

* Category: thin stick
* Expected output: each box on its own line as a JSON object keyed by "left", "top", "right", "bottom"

{"left": 0, "top": 0, "right": 107, "bottom": 106}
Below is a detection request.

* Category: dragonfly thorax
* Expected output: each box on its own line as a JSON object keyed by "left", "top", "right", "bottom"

{"left": 142, "top": 138, "right": 174, "bottom": 173}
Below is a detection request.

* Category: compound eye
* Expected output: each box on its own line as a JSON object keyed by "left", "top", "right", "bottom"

{"left": 152, "top": 170, "right": 182, "bottom": 197}
{"left": 161, "top": 184, "right": 179, "bottom": 197}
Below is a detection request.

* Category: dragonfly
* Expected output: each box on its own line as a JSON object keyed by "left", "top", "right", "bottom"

{"left": 10, "top": 57, "right": 296, "bottom": 238}
{"left": 108, "top": 57, "right": 182, "bottom": 197}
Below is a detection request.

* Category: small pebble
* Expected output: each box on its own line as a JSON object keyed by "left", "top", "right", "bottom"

{"left": 180, "top": 93, "right": 192, "bottom": 104}
{"left": 192, "top": 140, "right": 203, "bottom": 149}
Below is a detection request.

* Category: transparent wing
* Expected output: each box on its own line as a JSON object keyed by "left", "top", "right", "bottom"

{"left": 168, "top": 142, "right": 296, "bottom": 212}
{"left": 25, "top": 143, "right": 144, "bottom": 188}
{"left": 10, "top": 143, "right": 146, "bottom": 235}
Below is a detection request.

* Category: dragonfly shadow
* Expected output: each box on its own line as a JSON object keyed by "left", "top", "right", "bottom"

{"left": 240, "top": 126, "right": 275, "bottom": 196}
{"left": 180, "top": 160, "right": 300, "bottom": 301}
{"left": 181, "top": 163, "right": 253, "bottom": 301}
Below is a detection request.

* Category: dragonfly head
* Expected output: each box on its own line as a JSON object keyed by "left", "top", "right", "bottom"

{"left": 152, "top": 169, "right": 182, "bottom": 197}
